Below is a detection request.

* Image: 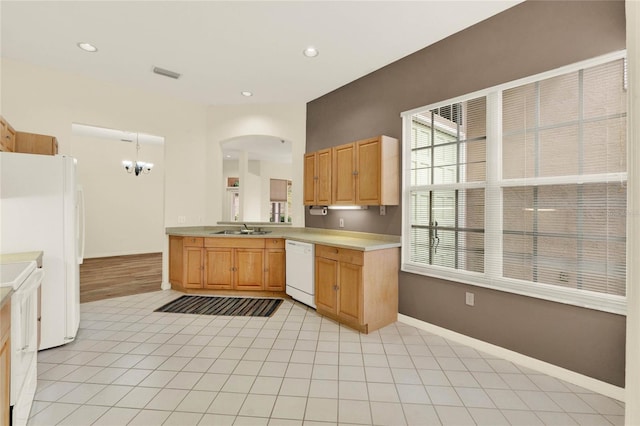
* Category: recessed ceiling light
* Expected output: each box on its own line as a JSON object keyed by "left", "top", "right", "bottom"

{"left": 225, "top": 154, "right": 232, "bottom": 158}
{"left": 77, "top": 42, "right": 98, "bottom": 53}
{"left": 241, "top": 91, "right": 253, "bottom": 97}
{"left": 303, "top": 46, "right": 319, "bottom": 58}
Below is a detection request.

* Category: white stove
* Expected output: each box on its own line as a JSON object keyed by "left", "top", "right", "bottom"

{"left": 0, "top": 261, "right": 42, "bottom": 426}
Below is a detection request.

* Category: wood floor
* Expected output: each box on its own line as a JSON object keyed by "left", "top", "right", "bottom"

{"left": 80, "top": 252, "right": 163, "bottom": 303}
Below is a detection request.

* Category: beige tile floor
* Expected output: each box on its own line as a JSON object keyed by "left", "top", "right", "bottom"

{"left": 27, "top": 290, "right": 625, "bottom": 425}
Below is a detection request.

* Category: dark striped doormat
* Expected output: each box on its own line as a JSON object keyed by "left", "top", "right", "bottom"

{"left": 154, "top": 295, "right": 283, "bottom": 317}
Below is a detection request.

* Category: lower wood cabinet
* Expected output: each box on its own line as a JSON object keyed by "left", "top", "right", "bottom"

{"left": 0, "top": 298, "right": 10, "bottom": 426}
{"left": 264, "top": 238, "right": 286, "bottom": 291}
{"left": 315, "top": 244, "right": 398, "bottom": 333}
{"left": 169, "top": 236, "right": 285, "bottom": 292}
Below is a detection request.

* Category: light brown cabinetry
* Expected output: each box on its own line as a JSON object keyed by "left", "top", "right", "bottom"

{"left": 264, "top": 238, "right": 286, "bottom": 291}
{"left": 303, "top": 148, "right": 332, "bottom": 205}
{"left": 332, "top": 135, "right": 399, "bottom": 206}
{"left": 205, "top": 238, "right": 265, "bottom": 290}
{"left": 0, "top": 116, "right": 16, "bottom": 153}
{"left": 315, "top": 244, "right": 399, "bottom": 333}
{"left": 169, "top": 236, "right": 286, "bottom": 293}
{"left": 0, "top": 298, "right": 10, "bottom": 426}
{"left": 14, "top": 132, "right": 58, "bottom": 155}
{"left": 169, "top": 236, "right": 205, "bottom": 289}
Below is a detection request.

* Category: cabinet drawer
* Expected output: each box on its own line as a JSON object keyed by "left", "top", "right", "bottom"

{"left": 205, "top": 237, "right": 265, "bottom": 249}
{"left": 265, "top": 238, "right": 285, "bottom": 249}
{"left": 315, "top": 244, "right": 363, "bottom": 266}
{"left": 183, "top": 237, "right": 204, "bottom": 247}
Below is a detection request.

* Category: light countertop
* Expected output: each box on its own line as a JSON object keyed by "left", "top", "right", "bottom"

{"left": 166, "top": 227, "right": 400, "bottom": 251}
{"left": 0, "top": 251, "right": 43, "bottom": 267}
{"left": 0, "top": 251, "right": 43, "bottom": 306}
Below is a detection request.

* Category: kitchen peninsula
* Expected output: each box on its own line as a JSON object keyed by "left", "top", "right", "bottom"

{"left": 167, "top": 227, "right": 400, "bottom": 333}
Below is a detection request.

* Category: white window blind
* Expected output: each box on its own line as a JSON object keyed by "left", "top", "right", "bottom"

{"left": 409, "top": 97, "right": 487, "bottom": 273}
{"left": 402, "top": 54, "right": 628, "bottom": 313}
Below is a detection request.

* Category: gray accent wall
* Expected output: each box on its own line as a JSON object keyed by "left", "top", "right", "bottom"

{"left": 306, "top": 0, "right": 626, "bottom": 386}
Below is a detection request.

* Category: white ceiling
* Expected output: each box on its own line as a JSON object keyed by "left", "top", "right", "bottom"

{"left": 1, "top": 1, "right": 522, "bottom": 106}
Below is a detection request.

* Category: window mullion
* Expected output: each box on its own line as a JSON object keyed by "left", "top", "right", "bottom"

{"left": 485, "top": 91, "right": 503, "bottom": 278}
{"left": 484, "top": 92, "right": 502, "bottom": 278}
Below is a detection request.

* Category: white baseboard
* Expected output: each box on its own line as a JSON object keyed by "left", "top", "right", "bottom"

{"left": 161, "top": 281, "right": 171, "bottom": 290}
{"left": 398, "top": 314, "right": 625, "bottom": 402}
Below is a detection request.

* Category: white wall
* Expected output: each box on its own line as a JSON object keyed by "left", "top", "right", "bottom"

{"left": 1, "top": 58, "right": 208, "bottom": 257}
{"left": 206, "top": 104, "right": 306, "bottom": 226}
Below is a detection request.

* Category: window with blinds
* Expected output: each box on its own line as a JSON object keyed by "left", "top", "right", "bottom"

{"left": 402, "top": 54, "right": 627, "bottom": 313}
{"left": 409, "top": 98, "right": 487, "bottom": 273}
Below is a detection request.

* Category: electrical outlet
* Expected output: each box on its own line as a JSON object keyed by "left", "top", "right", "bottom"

{"left": 465, "top": 292, "right": 475, "bottom": 306}
{"left": 339, "top": 218, "right": 345, "bottom": 228}
{"left": 178, "top": 215, "right": 186, "bottom": 224}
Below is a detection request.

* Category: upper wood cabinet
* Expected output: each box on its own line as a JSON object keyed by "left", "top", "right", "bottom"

{"left": 305, "top": 136, "right": 398, "bottom": 207}
{"left": 303, "top": 148, "right": 332, "bottom": 205}
{"left": 332, "top": 135, "right": 399, "bottom": 206}
{"left": 14, "top": 132, "right": 58, "bottom": 155}
{"left": 0, "top": 116, "right": 16, "bottom": 152}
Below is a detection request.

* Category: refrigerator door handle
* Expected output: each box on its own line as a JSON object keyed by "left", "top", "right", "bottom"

{"left": 77, "top": 186, "right": 86, "bottom": 264}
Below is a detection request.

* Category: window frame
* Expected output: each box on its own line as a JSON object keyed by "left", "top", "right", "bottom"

{"left": 401, "top": 50, "right": 628, "bottom": 315}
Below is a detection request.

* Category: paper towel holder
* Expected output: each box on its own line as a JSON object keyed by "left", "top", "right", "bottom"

{"left": 309, "top": 206, "right": 328, "bottom": 216}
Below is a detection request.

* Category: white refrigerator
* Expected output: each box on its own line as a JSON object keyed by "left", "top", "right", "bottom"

{"left": 0, "top": 152, "right": 84, "bottom": 350}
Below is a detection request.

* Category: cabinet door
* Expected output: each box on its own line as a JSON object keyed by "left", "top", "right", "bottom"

{"left": 264, "top": 249, "right": 285, "bottom": 291}
{"left": 303, "top": 153, "right": 317, "bottom": 205}
{"left": 316, "top": 149, "right": 332, "bottom": 205}
{"left": 235, "top": 248, "right": 264, "bottom": 290}
{"left": 332, "top": 143, "right": 356, "bottom": 204}
{"left": 315, "top": 257, "right": 338, "bottom": 313}
{"left": 184, "top": 247, "right": 204, "bottom": 288}
{"left": 337, "top": 262, "right": 362, "bottom": 324}
{"left": 204, "top": 248, "right": 233, "bottom": 290}
{"left": 356, "top": 138, "right": 381, "bottom": 205}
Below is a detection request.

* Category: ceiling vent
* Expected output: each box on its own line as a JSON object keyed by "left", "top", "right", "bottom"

{"left": 153, "top": 66, "right": 181, "bottom": 80}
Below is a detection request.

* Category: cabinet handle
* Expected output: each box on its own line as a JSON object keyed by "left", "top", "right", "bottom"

{"left": 353, "top": 170, "right": 359, "bottom": 176}
{"left": 333, "top": 285, "right": 339, "bottom": 291}
{"left": 334, "top": 249, "right": 339, "bottom": 254}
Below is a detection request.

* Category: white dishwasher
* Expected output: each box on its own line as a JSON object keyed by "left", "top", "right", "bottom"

{"left": 285, "top": 240, "right": 316, "bottom": 308}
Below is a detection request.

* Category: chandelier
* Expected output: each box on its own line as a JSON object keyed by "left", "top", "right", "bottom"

{"left": 122, "top": 134, "right": 153, "bottom": 176}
